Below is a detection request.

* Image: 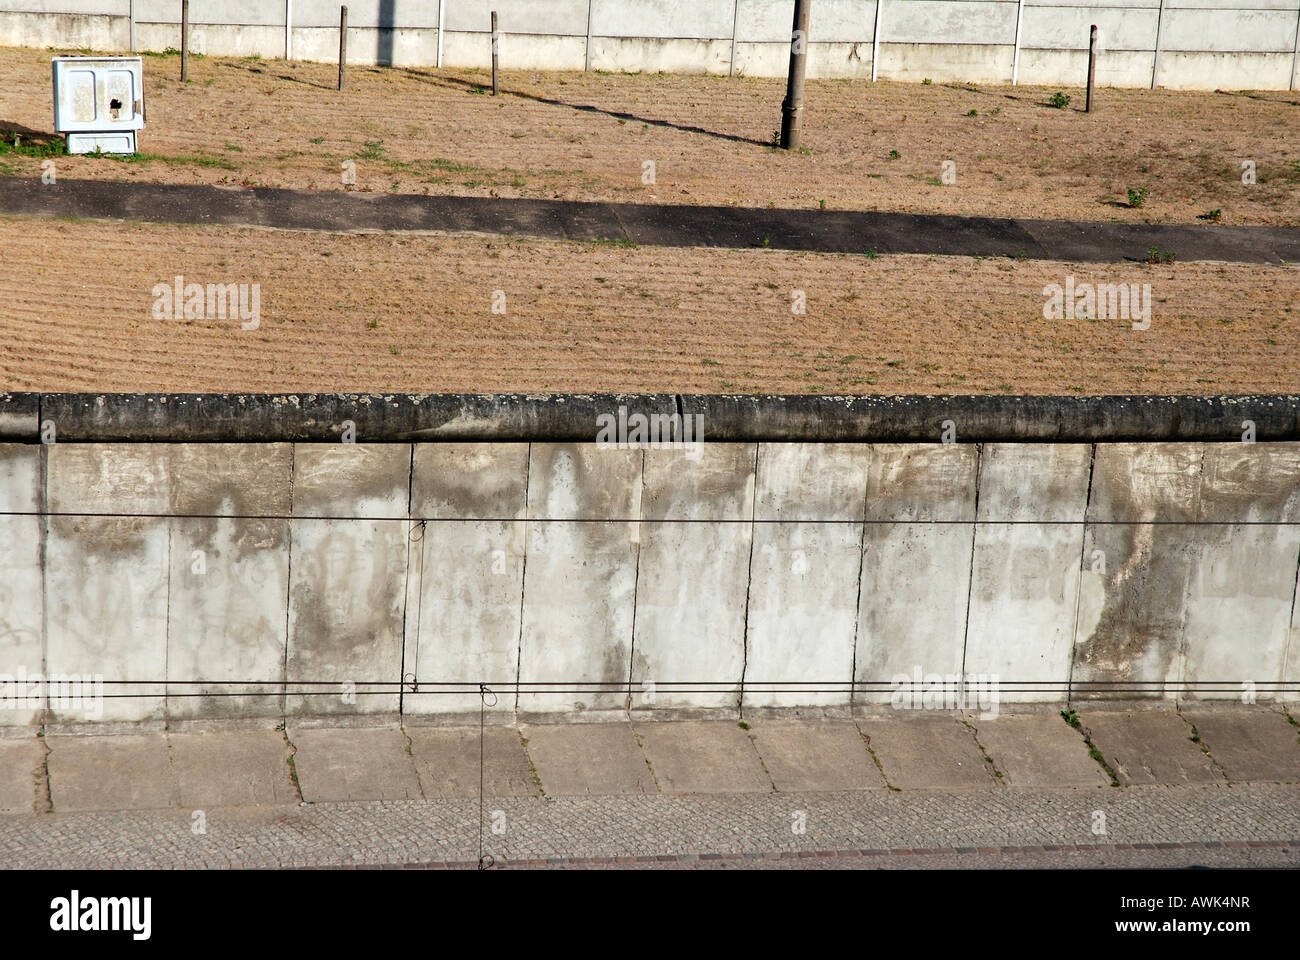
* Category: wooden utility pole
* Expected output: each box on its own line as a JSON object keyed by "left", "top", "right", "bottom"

{"left": 338, "top": 6, "right": 348, "bottom": 91}
{"left": 780, "top": 0, "right": 810, "bottom": 149}
{"left": 1086, "top": 24, "right": 1098, "bottom": 112}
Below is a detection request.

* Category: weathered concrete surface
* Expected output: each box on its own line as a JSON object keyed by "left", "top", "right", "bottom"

{"left": 1073, "top": 444, "right": 1204, "bottom": 697}
{"left": 517, "top": 521, "right": 638, "bottom": 715}
{"left": 288, "top": 726, "right": 421, "bottom": 802}
{"left": 629, "top": 520, "right": 750, "bottom": 713}
{"left": 856, "top": 444, "right": 977, "bottom": 704}
{"left": 406, "top": 726, "right": 538, "bottom": 798}
{"left": 410, "top": 442, "right": 529, "bottom": 520}
{"left": 403, "top": 519, "right": 525, "bottom": 716}
{"left": 642, "top": 444, "right": 755, "bottom": 522}
{"left": 1079, "top": 708, "right": 1222, "bottom": 785}
{"left": 285, "top": 519, "right": 407, "bottom": 716}
{"left": 754, "top": 443, "right": 867, "bottom": 521}
{"left": 167, "top": 517, "right": 290, "bottom": 720}
{"left": 0, "top": 446, "right": 43, "bottom": 728}
{"left": 747, "top": 720, "right": 883, "bottom": 792}
{"left": 0, "top": 737, "right": 42, "bottom": 813}
{"left": 527, "top": 443, "right": 642, "bottom": 520}
{"left": 44, "top": 516, "right": 169, "bottom": 723}
{"left": 1180, "top": 707, "right": 1300, "bottom": 782}
{"left": 858, "top": 716, "right": 997, "bottom": 790}
{"left": 964, "top": 445, "right": 1092, "bottom": 698}
{"left": 169, "top": 730, "right": 297, "bottom": 807}
{"left": 522, "top": 722, "right": 657, "bottom": 796}
{"left": 47, "top": 443, "right": 171, "bottom": 516}
{"left": 744, "top": 521, "right": 862, "bottom": 709}
{"left": 47, "top": 734, "right": 175, "bottom": 812}
{"left": 292, "top": 444, "right": 411, "bottom": 518}
{"left": 972, "top": 714, "right": 1110, "bottom": 788}
{"left": 633, "top": 720, "right": 772, "bottom": 794}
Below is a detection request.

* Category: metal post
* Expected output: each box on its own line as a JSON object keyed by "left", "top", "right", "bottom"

{"left": 1011, "top": 0, "right": 1024, "bottom": 85}
{"left": 285, "top": 0, "right": 293, "bottom": 60}
{"left": 181, "top": 0, "right": 189, "bottom": 82}
{"left": 129, "top": 0, "right": 137, "bottom": 53}
{"left": 491, "top": 11, "right": 499, "bottom": 95}
{"left": 1151, "top": 0, "right": 1165, "bottom": 89}
{"left": 729, "top": 0, "right": 739, "bottom": 77}
{"left": 1086, "top": 24, "right": 1097, "bottom": 113}
{"left": 871, "top": 0, "right": 883, "bottom": 82}
{"left": 780, "top": 0, "right": 810, "bottom": 149}
{"left": 584, "top": 0, "right": 593, "bottom": 71}
{"left": 338, "top": 6, "right": 348, "bottom": 91}
{"left": 437, "top": 0, "right": 445, "bottom": 68}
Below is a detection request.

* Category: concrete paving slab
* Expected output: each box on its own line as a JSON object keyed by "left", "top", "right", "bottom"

{"left": 407, "top": 726, "right": 538, "bottom": 798}
{"left": 47, "top": 734, "right": 176, "bottom": 812}
{"left": 1180, "top": 708, "right": 1300, "bottom": 781}
{"left": 1079, "top": 709, "right": 1221, "bottom": 785}
{"left": 288, "top": 726, "right": 421, "bottom": 802}
{"left": 0, "top": 737, "right": 42, "bottom": 813}
{"left": 168, "top": 730, "right": 297, "bottom": 807}
{"left": 857, "top": 716, "right": 996, "bottom": 790}
{"left": 633, "top": 720, "right": 772, "bottom": 794}
{"left": 972, "top": 714, "right": 1110, "bottom": 788}
{"left": 747, "top": 721, "right": 883, "bottom": 792}
{"left": 522, "top": 722, "right": 657, "bottom": 796}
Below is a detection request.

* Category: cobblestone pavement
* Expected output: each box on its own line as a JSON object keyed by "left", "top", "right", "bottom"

{"left": 1, "top": 783, "right": 1296, "bottom": 869}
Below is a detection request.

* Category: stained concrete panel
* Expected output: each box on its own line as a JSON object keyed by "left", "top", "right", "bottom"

{"left": 1072, "top": 521, "right": 1196, "bottom": 698}
{"left": 44, "top": 517, "right": 169, "bottom": 723}
{"left": 443, "top": 0, "right": 589, "bottom": 34}
{"left": 1180, "top": 707, "right": 1300, "bottom": 781}
{"left": 1079, "top": 708, "right": 1221, "bottom": 785}
{"left": 755, "top": 443, "right": 867, "bottom": 521}
{"left": 169, "top": 443, "right": 292, "bottom": 517}
{"left": 642, "top": 443, "right": 754, "bottom": 522}
{"left": 964, "top": 524, "right": 1084, "bottom": 698}
{"left": 748, "top": 720, "right": 883, "bottom": 791}
{"left": 855, "top": 523, "right": 973, "bottom": 705}
{"left": 47, "top": 443, "right": 171, "bottom": 516}
{"left": 972, "top": 714, "right": 1109, "bottom": 787}
{"left": 403, "top": 519, "right": 525, "bottom": 716}
{"left": 0, "top": 444, "right": 38, "bottom": 515}
{"left": 407, "top": 726, "right": 538, "bottom": 798}
{"left": 169, "top": 730, "right": 297, "bottom": 807}
{"left": 47, "top": 734, "right": 176, "bottom": 811}
{"left": 881, "top": 0, "right": 1019, "bottom": 44}
{"left": 629, "top": 521, "right": 750, "bottom": 713}
{"left": 522, "top": 722, "right": 657, "bottom": 795}
{"left": 1087, "top": 443, "right": 1202, "bottom": 523}
{"left": 857, "top": 715, "right": 997, "bottom": 790}
{"left": 744, "top": 521, "right": 862, "bottom": 709}
{"left": 285, "top": 519, "right": 407, "bottom": 716}
{"left": 589, "top": 0, "right": 736, "bottom": 39}
{"left": 1181, "top": 524, "right": 1299, "bottom": 699}
{"left": 865, "top": 443, "right": 977, "bottom": 521}
{"left": 0, "top": 515, "right": 44, "bottom": 728}
{"left": 0, "top": 737, "right": 42, "bottom": 813}
{"left": 527, "top": 443, "right": 641, "bottom": 520}
{"left": 292, "top": 444, "right": 411, "bottom": 519}
{"left": 977, "top": 444, "right": 1092, "bottom": 523}
{"left": 633, "top": 720, "right": 772, "bottom": 793}
{"left": 166, "top": 517, "right": 289, "bottom": 720}
{"left": 411, "top": 442, "right": 529, "bottom": 520}
{"left": 735, "top": 0, "right": 876, "bottom": 43}
{"left": 1195, "top": 443, "right": 1300, "bottom": 523}
{"left": 517, "top": 521, "right": 639, "bottom": 714}
{"left": 288, "top": 726, "right": 422, "bottom": 802}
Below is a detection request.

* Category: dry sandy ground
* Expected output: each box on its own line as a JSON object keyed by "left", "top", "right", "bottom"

{"left": 2, "top": 45, "right": 1298, "bottom": 225}
{"left": 3, "top": 216, "right": 1297, "bottom": 394}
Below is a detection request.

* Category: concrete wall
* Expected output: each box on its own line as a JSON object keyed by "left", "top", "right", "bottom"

{"left": 4, "top": 0, "right": 1299, "bottom": 89}
{"left": 2, "top": 439, "right": 1298, "bottom": 728}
